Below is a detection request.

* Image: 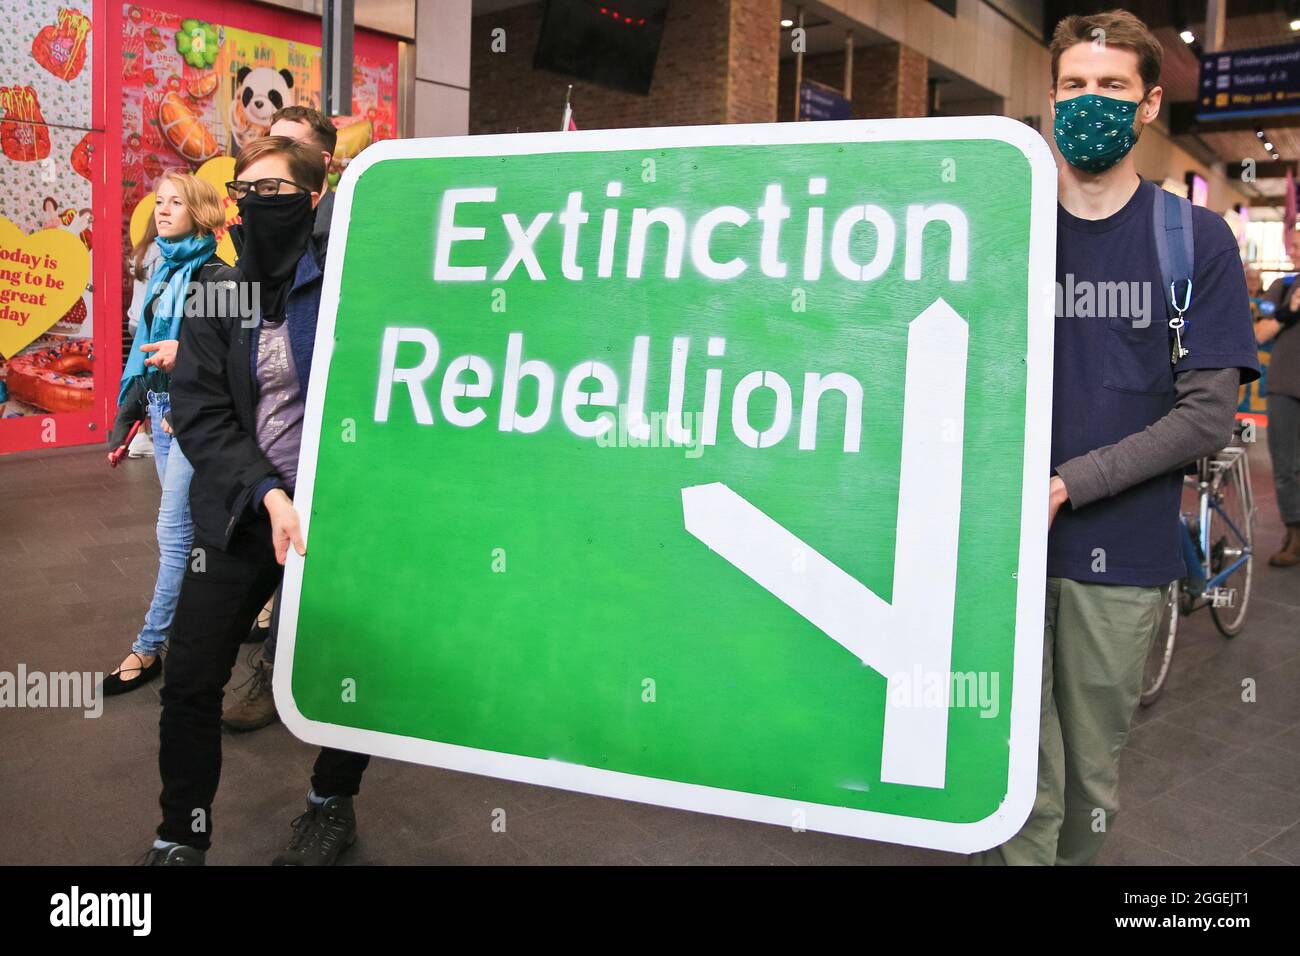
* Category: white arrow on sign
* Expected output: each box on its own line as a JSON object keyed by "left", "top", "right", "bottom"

{"left": 682, "top": 298, "right": 968, "bottom": 790}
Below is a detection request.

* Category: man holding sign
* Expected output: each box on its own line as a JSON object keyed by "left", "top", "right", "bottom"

{"left": 973, "top": 10, "right": 1259, "bottom": 865}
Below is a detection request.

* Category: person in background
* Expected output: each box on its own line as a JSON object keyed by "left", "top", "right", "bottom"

{"left": 101, "top": 172, "right": 225, "bottom": 695}
{"left": 221, "top": 105, "right": 338, "bottom": 733}
{"left": 144, "top": 137, "right": 370, "bottom": 866}
{"left": 972, "top": 9, "right": 1259, "bottom": 865}
{"left": 1245, "top": 264, "right": 1265, "bottom": 311}
{"left": 125, "top": 215, "right": 161, "bottom": 459}
{"left": 1260, "top": 234, "right": 1300, "bottom": 566}
{"left": 269, "top": 105, "right": 336, "bottom": 258}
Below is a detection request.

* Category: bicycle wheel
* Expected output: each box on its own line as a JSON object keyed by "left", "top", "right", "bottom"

{"left": 1209, "top": 456, "right": 1253, "bottom": 637}
{"left": 1140, "top": 580, "right": 1181, "bottom": 707}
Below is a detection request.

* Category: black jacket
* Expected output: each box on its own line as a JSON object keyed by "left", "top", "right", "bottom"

{"left": 170, "top": 246, "right": 325, "bottom": 549}
{"left": 110, "top": 251, "right": 224, "bottom": 445}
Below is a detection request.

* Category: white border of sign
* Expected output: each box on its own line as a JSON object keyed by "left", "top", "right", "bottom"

{"left": 275, "top": 117, "right": 1056, "bottom": 854}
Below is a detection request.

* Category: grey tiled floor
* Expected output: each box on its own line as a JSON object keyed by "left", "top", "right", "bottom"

{"left": 1, "top": 438, "right": 1297, "bottom": 865}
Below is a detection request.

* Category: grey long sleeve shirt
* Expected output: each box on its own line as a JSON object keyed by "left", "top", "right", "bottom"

{"left": 1054, "top": 367, "right": 1241, "bottom": 509}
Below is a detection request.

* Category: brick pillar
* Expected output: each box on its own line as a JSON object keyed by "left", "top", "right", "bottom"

{"left": 470, "top": 0, "right": 779, "bottom": 134}
{"left": 895, "top": 44, "right": 929, "bottom": 118}
{"left": 778, "top": 41, "right": 929, "bottom": 121}
{"left": 726, "top": 0, "right": 781, "bottom": 124}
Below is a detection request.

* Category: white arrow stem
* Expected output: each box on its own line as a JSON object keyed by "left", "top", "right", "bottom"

{"left": 681, "top": 298, "right": 968, "bottom": 790}
{"left": 879, "top": 298, "right": 967, "bottom": 789}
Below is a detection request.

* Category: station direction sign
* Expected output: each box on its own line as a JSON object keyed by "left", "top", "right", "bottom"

{"left": 276, "top": 116, "right": 1056, "bottom": 852}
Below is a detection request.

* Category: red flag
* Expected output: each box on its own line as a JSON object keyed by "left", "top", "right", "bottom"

{"left": 561, "top": 84, "right": 576, "bottom": 131}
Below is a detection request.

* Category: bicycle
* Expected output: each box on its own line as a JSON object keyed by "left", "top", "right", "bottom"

{"left": 1140, "top": 435, "right": 1255, "bottom": 706}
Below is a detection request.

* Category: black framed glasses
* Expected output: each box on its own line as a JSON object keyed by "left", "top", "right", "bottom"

{"left": 225, "top": 177, "right": 312, "bottom": 201}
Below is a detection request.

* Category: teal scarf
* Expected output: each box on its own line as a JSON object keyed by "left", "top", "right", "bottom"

{"left": 118, "top": 232, "right": 216, "bottom": 404}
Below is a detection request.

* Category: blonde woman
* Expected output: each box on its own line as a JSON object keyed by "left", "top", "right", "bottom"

{"left": 103, "top": 172, "right": 225, "bottom": 695}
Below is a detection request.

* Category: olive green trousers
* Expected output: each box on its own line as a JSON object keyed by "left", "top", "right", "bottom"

{"left": 970, "top": 577, "right": 1165, "bottom": 866}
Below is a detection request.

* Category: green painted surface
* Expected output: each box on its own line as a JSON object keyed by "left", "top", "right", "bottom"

{"left": 292, "top": 138, "right": 1032, "bottom": 823}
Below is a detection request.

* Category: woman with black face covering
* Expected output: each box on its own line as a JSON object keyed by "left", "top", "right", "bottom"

{"left": 143, "top": 136, "right": 370, "bottom": 866}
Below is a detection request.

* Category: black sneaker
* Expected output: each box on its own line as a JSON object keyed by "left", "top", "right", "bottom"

{"left": 138, "top": 842, "right": 205, "bottom": 865}
{"left": 273, "top": 795, "right": 357, "bottom": 866}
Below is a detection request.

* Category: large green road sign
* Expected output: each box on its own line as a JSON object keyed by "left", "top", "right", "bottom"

{"left": 277, "top": 117, "right": 1057, "bottom": 852}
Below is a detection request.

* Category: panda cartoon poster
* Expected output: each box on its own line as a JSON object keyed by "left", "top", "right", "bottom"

{"left": 220, "top": 27, "right": 317, "bottom": 150}
{"left": 228, "top": 64, "right": 297, "bottom": 149}
{"left": 119, "top": 2, "right": 400, "bottom": 268}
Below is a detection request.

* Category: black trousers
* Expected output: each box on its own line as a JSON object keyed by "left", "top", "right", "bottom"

{"left": 157, "top": 518, "right": 370, "bottom": 849}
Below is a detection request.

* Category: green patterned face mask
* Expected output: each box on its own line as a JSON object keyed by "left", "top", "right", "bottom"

{"left": 1053, "top": 93, "right": 1140, "bottom": 173}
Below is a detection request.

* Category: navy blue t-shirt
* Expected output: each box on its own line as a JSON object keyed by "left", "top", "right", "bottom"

{"left": 1050, "top": 178, "right": 1260, "bottom": 586}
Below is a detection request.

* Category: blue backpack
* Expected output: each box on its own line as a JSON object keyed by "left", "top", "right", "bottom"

{"left": 1152, "top": 187, "right": 1194, "bottom": 367}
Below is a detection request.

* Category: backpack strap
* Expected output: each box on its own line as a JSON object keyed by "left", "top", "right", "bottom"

{"left": 1152, "top": 187, "right": 1195, "bottom": 366}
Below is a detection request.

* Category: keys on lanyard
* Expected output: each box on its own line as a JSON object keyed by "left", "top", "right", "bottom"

{"left": 1168, "top": 278, "right": 1192, "bottom": 365}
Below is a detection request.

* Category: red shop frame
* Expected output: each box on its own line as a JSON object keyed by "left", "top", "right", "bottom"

{"left": 1, "top": 0, "right": 117, "bottom": 455}
{"left": 2, "top": 0, "right": 400, "bottom": 454}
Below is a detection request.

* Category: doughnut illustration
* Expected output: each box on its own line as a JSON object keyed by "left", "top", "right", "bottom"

{"left": 5, "top": 339, "right": 94, "bottom": 413}
{"left": 158, "top": 91, "right": 219, "bottom": 163}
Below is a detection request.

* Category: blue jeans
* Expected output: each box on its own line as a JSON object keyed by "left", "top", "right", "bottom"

{"left": 133, "top": 391, "right": 195, "bottom": 657}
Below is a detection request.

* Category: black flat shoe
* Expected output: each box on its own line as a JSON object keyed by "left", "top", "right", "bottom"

{"left": 102, "top": 653, "right": 162, "bottom": 697}
{"left": 244, "top": 620, "right": 270, "bottom": 644}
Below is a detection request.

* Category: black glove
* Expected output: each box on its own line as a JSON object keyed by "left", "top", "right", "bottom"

{"left": 107, "top": 377, "right": 148, "bottom": 450}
